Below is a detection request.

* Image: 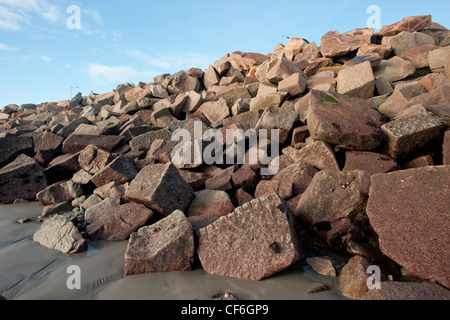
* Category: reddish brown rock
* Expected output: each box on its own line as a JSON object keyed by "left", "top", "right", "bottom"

{"left": 379, "top": 15, "right": 432, "bottom": 37}
{"left": 93, "top": 181, "right": 128, "bottom": 199}
{"left": 197, "top": 193, "right": 302, "bottom": 281}
{"left": 0, "top": 136, "right": 34, "bottom": 169}
{"left": 403, "top": 154, "right": 434, "bottom": 169}
{"left": 400, "top": 44, "right": 438, "bottom": 69}
{"left": 86, "top": 202, "right": 154, "bottom": 241}
{"left": 125, "top": 163, "right": 195, "bottom": 216}
{"left": 254, "top": 179, "right": 293, "bottom": 200}
{"left": 381, "top": 32, "right": 434, "bottom": 57}
{"left": 266, "top": 56, "right": 303, "bottom": 84}
{"left": 33, "top": 215, "right": 87, "bottom": 254}
{"left": 44, "top": 153, "right": 81, "bottom": 184}
{"left": 343, "top": 151, "right": 397, "bottom": 175}
{"left": 366, "top": 166, "right": 450, "bottom": 288}
{"left": 307, "top": 90, "right": 386, "bottom": 151}
{"left": 374, "top": 57, "right": 416, "bottom": 83}
{"left": 443, "top": 131, "right": 450, "bottom": 165}
{"left": 0, "top": 154, "right": 47, "bottom": 204}
{"left": 303, "top": 58, "right": 334, "bottom": 77}
{"left": 278, "top": 72, "right": 307, "bottom": 97}
{"left": 255, "top": 105, "right": 298, "bottom": 144}
{"left": 336, "top": 61, "right": 375, "bottom": 100}
{"left": 417, "top": 73, "right": 450, "bottom": 92}
{"left": 78, "top": 144, "right": 114, "bottom": 174}
{"left": 125, "top": 210, "right": 194, "bottom": 275}
{"left": 296, "top": 170, "right": 372, "bottom": 248}
{"left": 361, "top": 282, "right": 450, "bottom": 300}
{"left": 187, "top": 215, "right": 220, "bottom": 232}
{"left": 231, "top": 166, "right": 260, "bottom": 193}
{"left": 306, "top": 257, "right": 337, "bottom": 277}
{"left": 288, "top": 141, "right": 340, "bottom": 171}
{"left": 62, "top": 134, "right": 125, "bottom": 154}
{"left": 321, "top": 29, "right": 373, "bottom": 59}
{"left": 178, "top": 170, "right": 209, "bottom": 191}
{"left": 187, "top": 189, "right": 235, "bottom": 217}
{"left": 205, "top": 166, "right": 235, "bottom": 192}
{"left": 34, "top": 132, "right": 64, "bottom": 165}
{"left": 233, "top": 188, "right": 255, "bottom": 207}
{"left": 339, "top": 256, "right": 375, "bottom": 300}
{"left": 90, "top": 156, "right": 137, "bottom": 188}
{"left": 272, "top": 162, "right": 318, "bottom": 197}
{"left": 36, "top": 180, "right": 82, "bottom": 206}
{"left": 378, "top": 84, "right": 427, "bottom": 118}
{"left": 381, "top": 115, "right": 447, "bottom": 161}
{"left": 228, "top": 51, "right": 269, "bottom": 73}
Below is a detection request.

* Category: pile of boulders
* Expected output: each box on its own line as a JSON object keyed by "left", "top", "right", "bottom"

{"left": 1, "top": 15, "right": 449, "bottom": 300}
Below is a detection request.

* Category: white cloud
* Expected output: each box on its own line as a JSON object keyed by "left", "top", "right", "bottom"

{"left": 82, "top": 8, "right": 103, "bottom": 25}
{"left": 126, "top": 49, "right": 215, "bottom": 72}
{"left": 84, "top": 63, "right": 157, "bottom": 85}
{"left": 0, "top": 42, "right": 17, "bottom": 51}
{"left": 0, "top": 0, "right": 64, "bottom": 31}
{"left": 40, "top": 55, "right": 51, "bottom": 62}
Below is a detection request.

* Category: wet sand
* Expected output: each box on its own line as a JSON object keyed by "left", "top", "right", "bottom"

{"left": 0, "top": 202, "right": 347, "bottom": 300}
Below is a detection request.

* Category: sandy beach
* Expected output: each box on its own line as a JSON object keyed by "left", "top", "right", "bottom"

{"left": 0, "top": 202, "right": 347, "bottom": 300}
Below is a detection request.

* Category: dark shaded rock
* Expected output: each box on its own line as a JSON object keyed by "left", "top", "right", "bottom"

{"left": 36, "top": 180, "right": 82, "bottom": 206}
{"left": 0, "top": 154, "right": 47, "bottom": 204}
{"left": 62, "top": 134, "right": 124, "bottom": 154}
{"left": 0, "top": 136, "right": 34, "bottom": 168}
{"left": 307, "top": 90, "right": 386, "bottom": 151}
{"left": 86, "top": 202, "right": 154, "bottom": 241}
{"left": 296, "top": 170, "right": 372, "bottom": 249}
{"left": 366, "top": 166, "right": 450, "bottom": 288}
{"left": 343, "top": 151, "right": 397, "bottom": 175}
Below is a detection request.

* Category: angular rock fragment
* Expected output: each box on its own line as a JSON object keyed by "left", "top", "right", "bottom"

{"left": 381, "top": 115, "right": 447, "bottom": 161}
{"left": 0, "top": 154, "right": 47, "bottom": 204}
{"left": 339, "top": 256, "right": 376, "bottom": 300}
{"left": 361, "top": 282, "right": 450, "bottom": 300}
{"left": 78, "top": 144, "right": 114, "bottom": 174}
{"left": 254, "top": 179, "right": 293, "bottom": 200}
{"left": 37, "top": 180, "right": 83, "bottom": 206}
{"left": 0, "top": 136, "right": 34, "bottom": 168}
{"left": 90, "top": 156, "right": 137, "bottom": 188}
{"left": 87, "top": 202, "right": 154, "bottom": 241}
{"left": 125, "top": 210, "right": 194, "bottom": 275}
{"left": 288, "top": 141, "right": 340, "bottom": 171}
{"left": 379, "top": 15, "right": 432, "bottom": 37}
{"left": 62, "top": 134, "right": 124, "bottom": 154}
{"left": 374, "top": 57, "right": 415, "bottom": 83}
{"left": 321, "top": 29, "right": 373, "bottom": 59}
{"left": 296, "top": 170, "right": 372, "bottom": 248}
{"left": 336, "top": 61, "right": 375, "bottom": 99}
{"left": 343, "top": 151, "right": 397, "bottom": 175}
{"left": 272, "top": 162, "right": 318, "bottom": 197}
{"left": 307, "top": 90, "right": 386, "bottom": 151}
{"left": 187, "top": 189, "right": 234, "bottom": 217}
{"left": 197, "top": 193, "right": 302, "bottom": 281}
{"left": 366, "top": 166, "right": 450, "bottom": 288}
{"left": 33, "top": 215, "right": 87, "bottom": 254}
{"left": 125, "top": 163, "right": 195, "bottom": 216}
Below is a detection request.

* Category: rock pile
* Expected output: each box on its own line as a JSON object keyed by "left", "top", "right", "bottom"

{"left": 1, "top": 15, "right": 449, "bottom": 299}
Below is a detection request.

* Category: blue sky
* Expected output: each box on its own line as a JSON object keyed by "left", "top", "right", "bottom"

{"left": 0, "top": 0, "right": 449, "bottom": 107}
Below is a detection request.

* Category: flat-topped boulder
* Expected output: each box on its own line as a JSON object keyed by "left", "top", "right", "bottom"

{"left": 307, "top": 90, "right": 386, "bottom": 151}
{"left": 62, "top": 134, "right": 125, "bottom": 154}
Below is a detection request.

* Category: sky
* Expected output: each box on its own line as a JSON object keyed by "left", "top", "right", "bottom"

{"left": 0, "top": 0, "right": 449, "bottom": 107}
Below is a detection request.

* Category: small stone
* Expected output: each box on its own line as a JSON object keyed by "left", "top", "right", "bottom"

{"left": 306, "top": 257, "right": 337, "bottom": 277}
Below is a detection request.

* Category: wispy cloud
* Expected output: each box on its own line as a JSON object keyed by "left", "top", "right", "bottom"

{"left": 126, "top": 49, "right": 215, "bottom": 72}
{"left": 0, "top": 42, "right": 17, "bottom": 51}
{"left": 84, "top": 63, "right": 157, "bottom": 85}
{"left": 0, "top": 0, "right": 64, "bottom": 31}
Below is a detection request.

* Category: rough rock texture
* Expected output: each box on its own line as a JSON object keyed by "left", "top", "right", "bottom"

{"left": 78, "top": 144, "right": 114, "bottom": 174}
{"left": 33, "top": 214, "right": 87, "bottom": 254}
{"left": 379, "top": 15, "right": 432, "bottom": 37}
{"left": 366, "top": 167, "right": 450, "bottom": 288}
{"left": 307, "top": 90, "right": 386, "bottom": 151}
{"left": 0, "top": 154, "right": 47, "bottom": 204}
{"left": 321, "top": 29, "right": 373, "bottom": 58}
{"left": 0, "top": 136, "right": 34, "bottom": 169}
{"left": 361, "top": 281, "right": 450, "bottom": 300}
{"left": 62, "top": 134, "right": 124, "bottom": 154}
{"left": 381, "top": 115, "right": 447, "bottom": 161}
{"left": 197, "top": 193, "right": 302, "bottom": 281}
{"left": 288, "top": 141, "right": 340, "bottom": 171}
{"left": 339, "top": 256, "right": 374, "bottom": 300}
{"left": 36, "top": 180, "right": 82, "bottom": 206}
{"left": 337, "top": 61, "right": 375, "bottom": 99}
{"left": 306, "top": 257, "right": 336, "bottom": 277}
{"left": 272, "top": 162, "right": 318, "bottom": 197}
{"left": 343, "top": 151, "right": 397, "bottom": 175}
{"left": 296, "top": 170, "right": 372, "bottom": 248}
{"left": 90, "top": 156, "right": 137, "bottom": 188}
{"left": 125, "top": 163, "right": 195, "bottom": 216}
{"left": 86, "top": 202, "right": 154, "bottom": 241}
{"left": 187, "top": 189, "right": 235, "bottom": 217}
{"left": 125, "top": 210, "right": 194, "bottom": 275}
